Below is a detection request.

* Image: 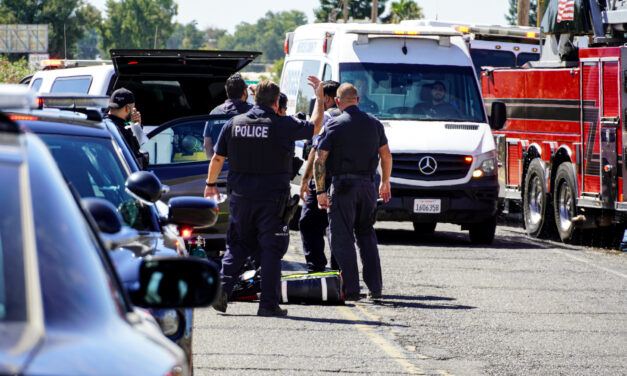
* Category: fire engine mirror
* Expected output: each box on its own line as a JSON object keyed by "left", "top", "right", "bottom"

{"left": 490, "top": 101, "right": 507, "bottom": 130}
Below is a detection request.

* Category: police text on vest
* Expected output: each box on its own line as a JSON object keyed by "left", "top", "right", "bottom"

{"left": 233, "top": 125, "right": 269, "bottom": 138}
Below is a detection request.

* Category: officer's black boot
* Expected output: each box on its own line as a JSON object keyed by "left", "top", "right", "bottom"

{"left": 212, "top": 288, "right": 228, "bottom": 313}
{"left": 257, "top": 306, "right": 288, "bottom": 317}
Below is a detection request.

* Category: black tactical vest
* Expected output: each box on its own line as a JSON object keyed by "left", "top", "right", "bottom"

{"left": 227, "top": 114, "right": 292, "bottom": 174}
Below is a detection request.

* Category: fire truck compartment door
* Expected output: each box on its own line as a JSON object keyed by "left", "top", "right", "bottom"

{"left": 600, "top": 117, "right": 619, "bottom": 206}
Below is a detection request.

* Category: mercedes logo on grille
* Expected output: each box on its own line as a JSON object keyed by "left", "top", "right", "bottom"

{"left": 418, "top": 156, "right": 437, "bottom": 175}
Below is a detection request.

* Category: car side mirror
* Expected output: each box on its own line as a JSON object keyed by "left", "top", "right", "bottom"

{"left": 168, "top": 196, "right": 218, "bottom": 228}
{"left": 82, "top": 197, "right": 139, "bottom": 249}
{"left": 126, "top": 171, "right": 162, "bottom": 205}
{"left": 130, "top": 256, "right": 220, "bottom": 308}
{"left": 490, "top": 101, "right": 507, "bottom": 130}
{"left": 83, "top": 197, "right": 123, "bottom": 234}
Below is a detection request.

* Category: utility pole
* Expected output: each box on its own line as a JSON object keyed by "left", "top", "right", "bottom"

{"left": 371, "top": 0, "right": 379, "bottom": 22}
{"left": 537, "top": 0, "right": 544, "bottom": 27}
{"left": 343, "top": 0, "right": 348, "bottom": 23}
{"left": 517, "top": 0, "right": 530, "bottom": 26}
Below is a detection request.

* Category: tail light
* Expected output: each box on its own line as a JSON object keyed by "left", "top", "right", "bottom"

{"left": 284, "top": 36, "right": 289, "bottom": 54}
{"left": 180, "top": 227, "right": 192, "bottom": 238}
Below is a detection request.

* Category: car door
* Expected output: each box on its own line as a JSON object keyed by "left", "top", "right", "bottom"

{"left": 142, "top": 114, "right": 234, "bottom": 201}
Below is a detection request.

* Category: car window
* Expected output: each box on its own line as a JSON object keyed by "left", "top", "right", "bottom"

{"left": 27, "top": 140, "right": 126, "bottom": 325}
{"left": 31, "top": 77, "right": 43, "bottom": 92}
{"left": 517, "top": 52, "right": 540, "bottom": 66}
{"left": 50, "top": 75, "right": 93, "bottom": 94}
{"left": 281, "top": 60, "right": 321, "bottom": 115}
{"left": 0, "top": 165, "right": 27, "bottom": 322}
{"left": 142, "top": 116, "right": 233, "bottom": 165}
{"left": 322, "top": 63, "right": 332, "bottom": 81}
{"left": 39, "top": 134, "right": 151, "bottom": 231}
{"left": 470, "top": 49, "right": 516, "bottom": 76}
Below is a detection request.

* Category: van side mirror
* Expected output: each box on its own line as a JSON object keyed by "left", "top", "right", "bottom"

{"left": 168, "top": 196, "right": 219, "bottom": 228}
{"left": 130, "top": 256, "right": 220, "bottom": 308}
{"left": 126, "top": 171, "right": 162, "bottom": 204}
{"left": 490, "top": 101, "right": 507, "bottom": 130}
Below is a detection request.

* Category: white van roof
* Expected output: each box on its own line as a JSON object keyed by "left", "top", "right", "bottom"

{"left": 293, "top": 22, "right": 462, "bottom": 38}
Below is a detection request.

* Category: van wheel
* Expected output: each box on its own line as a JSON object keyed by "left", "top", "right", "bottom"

{"left": 412, "top": 221, "right": 436, "bottom": 235}
{"left": 469, "top": 216, "right": 497, "bottom": 244}
{"left": 553, "top": 162, "right": 580, "bottom": 243}
{"left": 523, "top": 158, "right": 553, "bottom": 238}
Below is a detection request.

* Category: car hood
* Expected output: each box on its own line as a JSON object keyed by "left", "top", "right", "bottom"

{"left": 381, "top": 120, "right": 494, "bottom": 155}
{"left": 111, "top": 49, "right": 261, "bottom": 76}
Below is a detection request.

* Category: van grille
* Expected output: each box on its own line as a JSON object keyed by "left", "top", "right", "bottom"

{"left": 392, "top": 153, "right": 471, "bottom": 181}
{"left": 445, "top": 124, "right": 479, "bottom": 130}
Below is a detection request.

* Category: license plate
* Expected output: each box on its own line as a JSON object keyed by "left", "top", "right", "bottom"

{"left": 413, "top": 199, "right": 441, "bottom": 213}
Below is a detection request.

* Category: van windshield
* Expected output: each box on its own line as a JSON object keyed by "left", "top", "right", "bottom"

{"left": 339, "top": 63, "right": 485, "bottom": 122}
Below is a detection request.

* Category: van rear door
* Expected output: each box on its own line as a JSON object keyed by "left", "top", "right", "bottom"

{"left": 110, "top": 49, "right": 261, "bottom": 127}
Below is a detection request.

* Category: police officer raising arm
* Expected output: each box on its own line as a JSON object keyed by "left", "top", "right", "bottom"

{"left": 314, "top": 83, "right": 392, "bottom": 301}
{"left": 203, "top": 77, "right": 324, "bottom": 316}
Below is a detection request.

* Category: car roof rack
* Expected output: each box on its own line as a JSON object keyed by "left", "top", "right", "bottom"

{"left": 37, "top": 94, "right": 109, "bottom": 121}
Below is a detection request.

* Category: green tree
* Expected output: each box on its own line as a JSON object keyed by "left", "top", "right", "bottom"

{"left": 386, "top": 0, "right": 424, "bottom": 23}
{"left": 506, "top": 0, "right": 538, "bottom": 26}
{"left": 101, "top": 0, "right": 177, "bottom": 56}
{"left": 75, "top": 28, "right": 104, "bottom": 59}
{"left": 270, "top": 57, "right": 284, "bottom": 82}
{"left": 167, "top": 21, "right": 206, "bottom": 49}
{"left": 217, "top": 11, "right": 307, "bottom": 63}
{"left": 0, "top": 0, "right": 101, "bottom": 59}
{"left": 0, "top": 55, "right": 35, "bottom": 83}
{"left": 314, "top": 0, "right": 388, "bottom": 22}
{"left": 205, "top": 27, "right": 227, "bottom": 49}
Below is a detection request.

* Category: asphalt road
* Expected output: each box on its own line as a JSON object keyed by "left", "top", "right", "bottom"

{"left": 192, "top": 221, "right": 627, "bottom": 375}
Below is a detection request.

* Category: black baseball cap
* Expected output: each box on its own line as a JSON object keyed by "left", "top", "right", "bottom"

{"left": 109, "top": 88, "right": 135, "bottom": 109}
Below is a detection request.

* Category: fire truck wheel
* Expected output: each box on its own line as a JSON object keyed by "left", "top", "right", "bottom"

{"left": 412, "top": 221, "right": 437, "bottom": 235}
{"left": 523, "top": 158, "right": 554, "bottom": 238}
{"left": 468, "top": 215, "right": 496, "bottom": 244}
{"left": 553, "top": 162, "right": 580, "bottom": 243}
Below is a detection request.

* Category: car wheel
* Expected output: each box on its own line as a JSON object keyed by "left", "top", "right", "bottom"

{"left": 413, "top": 221, "right": 436, "bottom": 235}
{"left": 468, "top": 216, "right": 497, "bottom": 244}
{"left": 553, "top": 162, "right": 580, "bottom": 243}
{"left": 523, "top": 158, "right": 554, "bottom": 238}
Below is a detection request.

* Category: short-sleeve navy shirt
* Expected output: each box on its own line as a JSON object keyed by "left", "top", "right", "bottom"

{"left": 317, "top": 105, "right": 388, "bottom": 176}
{"left": 204, "top": 99, "right": 253, "bottom": 139}
{"left": 215, "top": 104, "right": 315, "bottom": 199}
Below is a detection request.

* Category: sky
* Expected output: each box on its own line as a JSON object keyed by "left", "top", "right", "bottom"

{"left": 86, "top": 0, "right": 512, "bottom": 34}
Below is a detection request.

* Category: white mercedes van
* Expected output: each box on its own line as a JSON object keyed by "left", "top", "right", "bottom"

{"left": 280, "top": 23, "right": 503, "bottom": 244}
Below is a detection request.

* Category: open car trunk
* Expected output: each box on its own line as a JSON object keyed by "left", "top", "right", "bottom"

{"left": 110, "top": 49, "right": 261, "bottom": 126}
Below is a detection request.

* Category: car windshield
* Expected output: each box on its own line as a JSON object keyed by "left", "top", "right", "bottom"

{"left": 39, "top": 134, "right": 151, "bottom": 231}
{"left": 340, "top": 63, "right": 485, "bottom": 122}
{"left": 0, "top": 164, "right": 27, "bottom": 322}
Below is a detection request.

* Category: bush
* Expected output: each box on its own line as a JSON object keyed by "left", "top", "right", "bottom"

{"left": 0, "top": 56, "right": 35, "bottom": 84}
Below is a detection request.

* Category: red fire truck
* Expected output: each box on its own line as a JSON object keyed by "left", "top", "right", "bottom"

{"left": 482, "top": 0, "right": 627, "bottom": 243}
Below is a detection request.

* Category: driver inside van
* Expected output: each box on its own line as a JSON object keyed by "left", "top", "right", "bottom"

{"left": 352, "top": 76, "right": 379, "bottom": 114}
{"left": 413, "top": 81, "right": 460, "bottom": 119}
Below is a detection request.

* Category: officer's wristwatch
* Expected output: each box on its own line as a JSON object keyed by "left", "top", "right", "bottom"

{"left": 205, "top": 181, "right": 217, "bottom": 187}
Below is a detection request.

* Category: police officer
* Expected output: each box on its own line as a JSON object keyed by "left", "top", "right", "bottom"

{"left": 314, "top": 83, "right": 392, "bottom": 301}
{"left": 203, "top": 73, "right": 253, "bottom": 159}
{"left": 204, "top": 78, "right": 324, "bottom": 316}
{"left": 104, "top": 88, "right": 147, "bottom": 169}
{"left": 299, "top": 80, "right": 341, "bottom": 272}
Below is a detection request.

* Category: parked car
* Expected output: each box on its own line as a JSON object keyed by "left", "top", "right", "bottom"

{"left": 8, "top": 94, "right": 218, "bottom": 365}
{"left": 0, "top": 86, "right": 219, "bottom": 375}
{"left": 27, "top": 50, "right": 262, "bottom": 245}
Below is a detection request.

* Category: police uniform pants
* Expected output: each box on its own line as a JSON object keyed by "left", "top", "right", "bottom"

{"left": 220, "top": 194, "right": 289, "bottom": 310}
{"left": 327, "top": 178, "right": 382, "bottom": 296}
{"left": 299, "top": 178, "right": 339, "bottom": 272}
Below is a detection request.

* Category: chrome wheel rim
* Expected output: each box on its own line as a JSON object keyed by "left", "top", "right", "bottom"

{"left": 527, "top": 174, "right": 543, "bottom": 227}
{"left": 557, "top": 181, "right": 574, "bottom": 233}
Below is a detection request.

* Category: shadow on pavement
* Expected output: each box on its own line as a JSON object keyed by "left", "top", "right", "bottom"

{"left": 381, "top": 294, "right": 455, "bottom": 302}
{"left": 375, "top": 299, "right": 475, "bottom": 310}
{"left": 274, "top": 315, "right": 408, "bottom": 327}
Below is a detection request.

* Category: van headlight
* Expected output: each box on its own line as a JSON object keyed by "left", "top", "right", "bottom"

{"left": 472, "top": 150, "right": 497, "bottom": 178}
